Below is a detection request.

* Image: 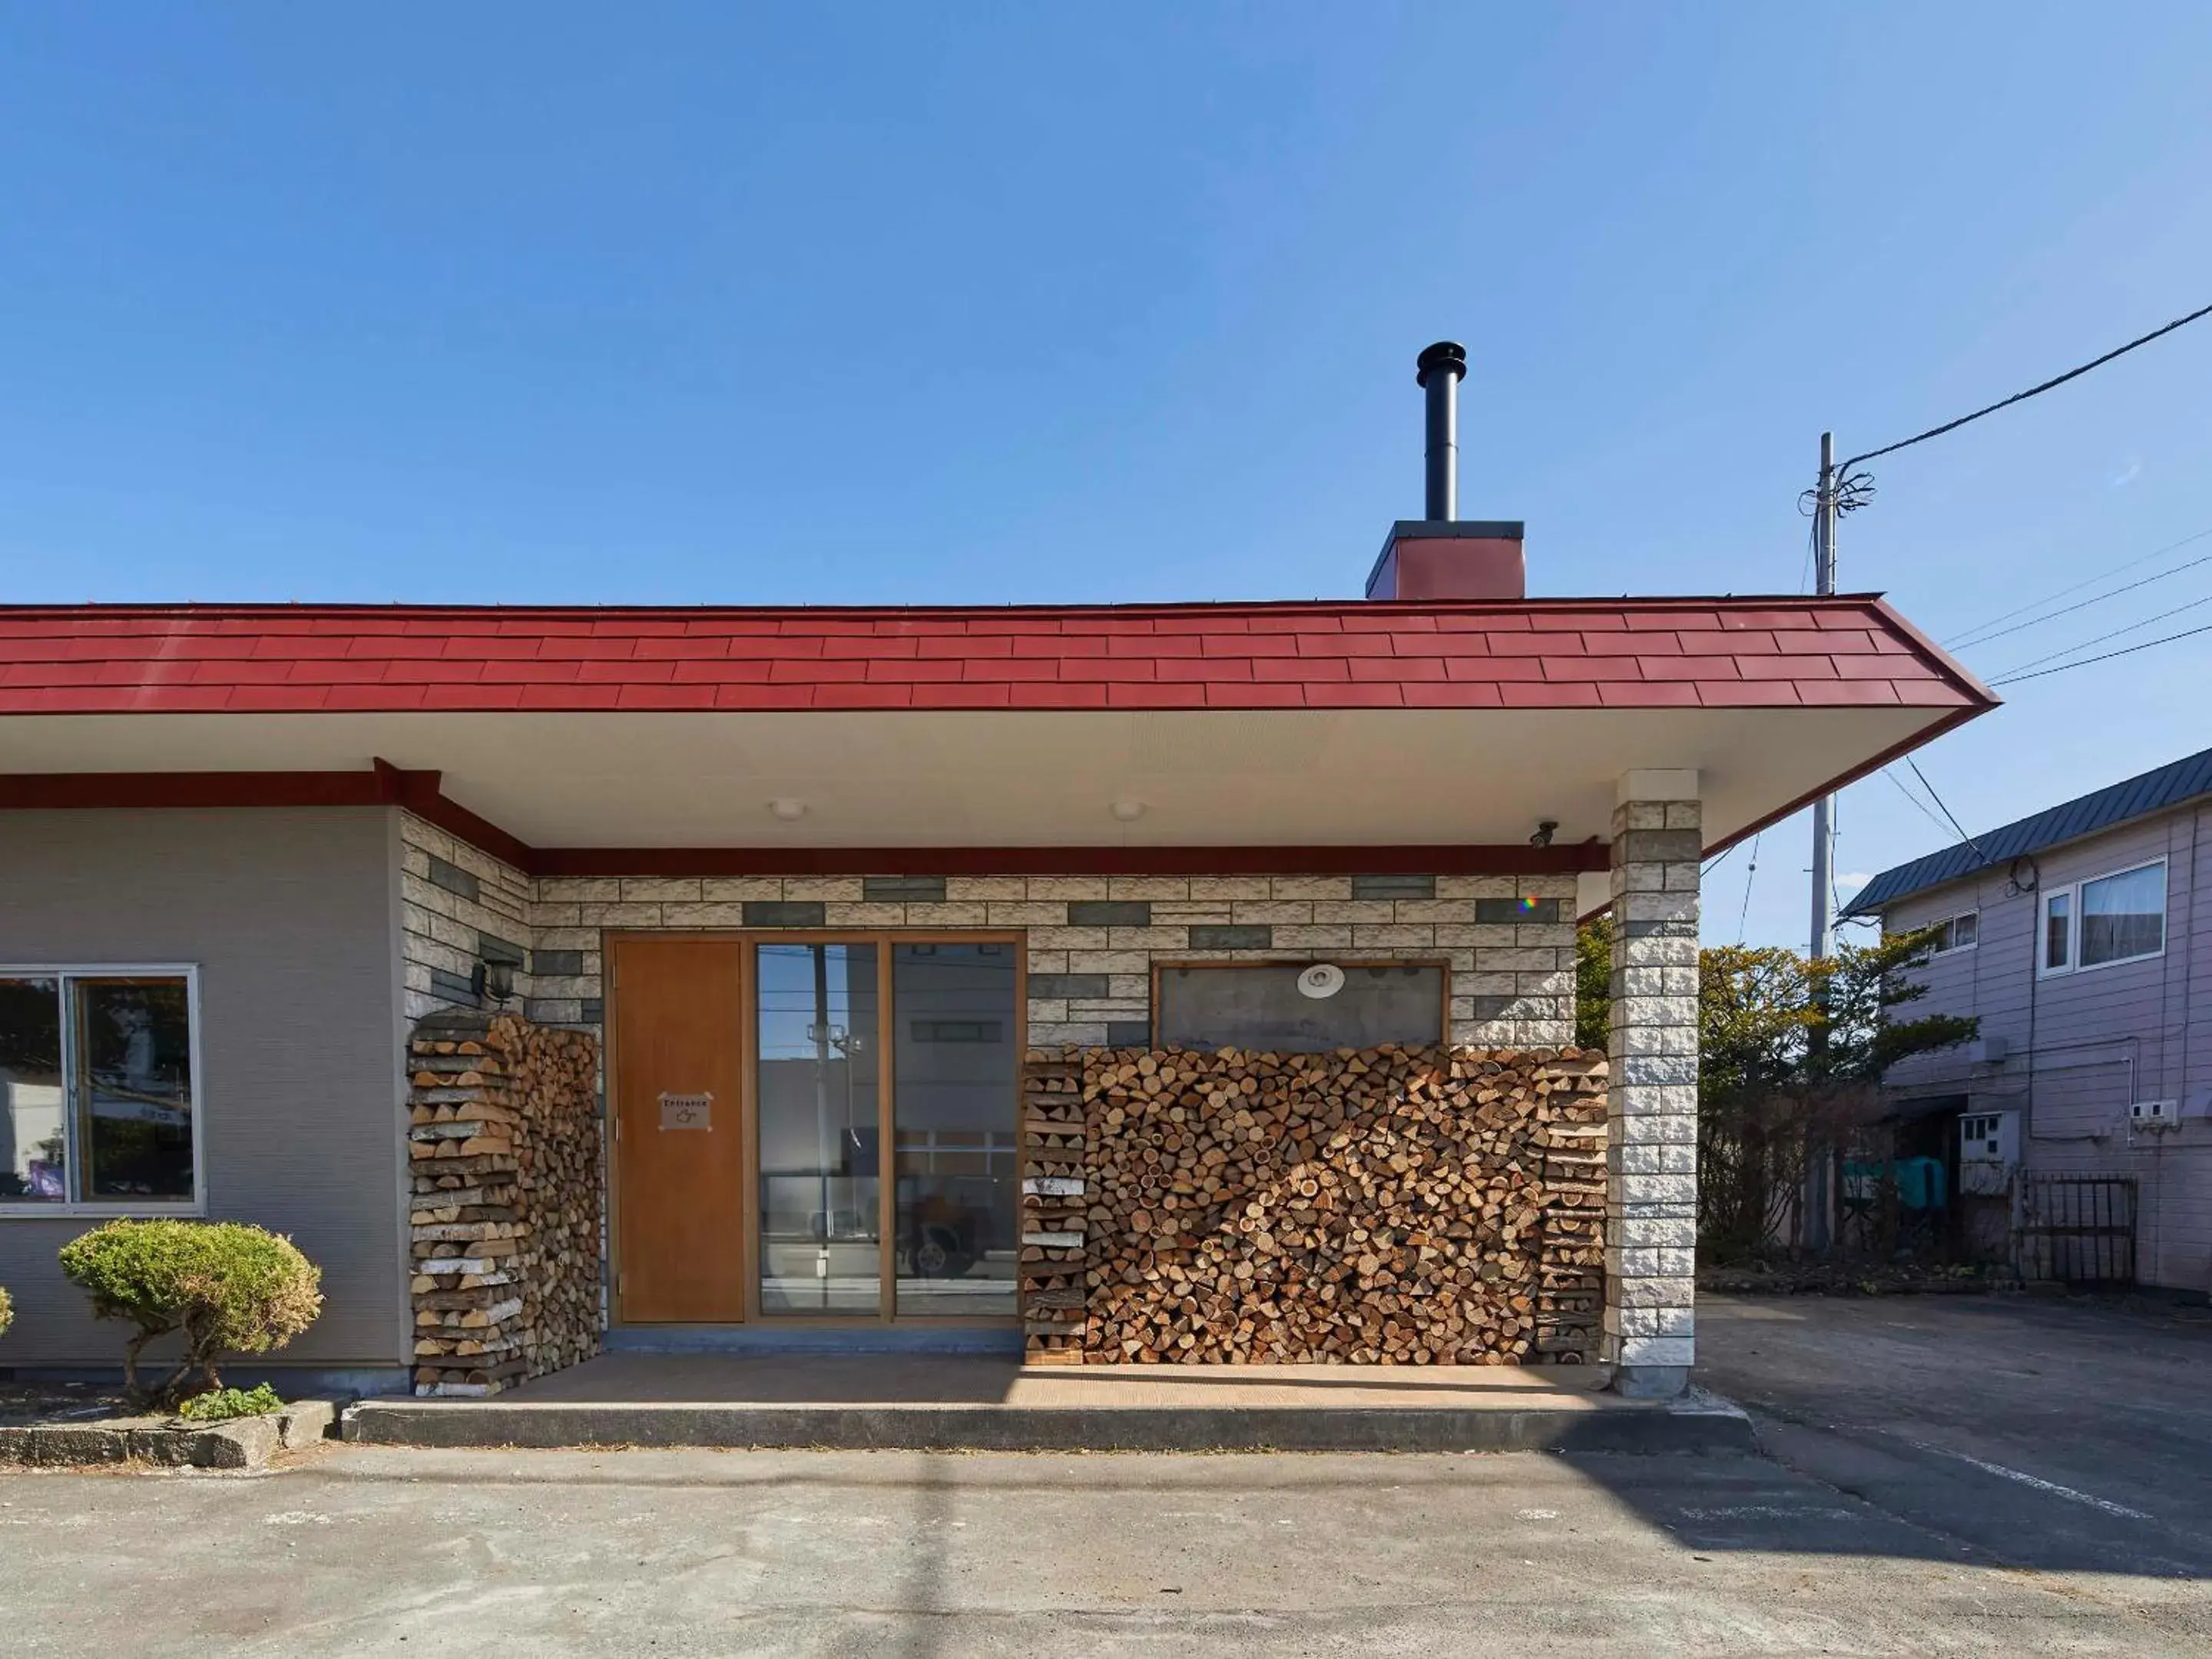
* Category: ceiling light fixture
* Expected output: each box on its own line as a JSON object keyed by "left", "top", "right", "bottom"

{"left": 768, "top": 799, "right": 807, "bottom": 822}
{"left": 1110, "top": 800, "right": 1146, "bottom": 823}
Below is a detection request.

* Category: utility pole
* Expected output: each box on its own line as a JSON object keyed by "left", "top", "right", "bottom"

{"left": 1805, "top": 432, "right": 1838, "bottom": 1256}
{"left": 1808, "top": 431, "right": 1836, "bottom": 962}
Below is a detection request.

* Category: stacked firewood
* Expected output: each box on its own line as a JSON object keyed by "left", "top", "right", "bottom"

{"left": 1068, "top": 1045, "right": 1607, "bottom": 1366}
{"left": 1018, "top": 1051, "right": 1088, "bottom": 1364}
{"left": 407, "top": 1012, "right": 602, "bottom": 1396}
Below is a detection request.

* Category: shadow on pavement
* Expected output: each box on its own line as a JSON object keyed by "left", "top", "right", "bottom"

{"left": 1607, "top": 1290, "right": 2212, "bottom": 1579}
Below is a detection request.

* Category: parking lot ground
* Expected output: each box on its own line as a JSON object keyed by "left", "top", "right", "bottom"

{"left": 2, "top": 1435, "right": 2209, "bottom": 1657}
{"left": 1697, "top": 1290, "right": 2212, "bottom": 1579}
{"left": 3, "top": 1291, "right": 2208, "bottom": 1657}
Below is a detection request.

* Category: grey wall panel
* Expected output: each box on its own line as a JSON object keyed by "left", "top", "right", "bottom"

{"left": 1881, "top": 806, "right": 2212, "bottom": 1291}
{"left": 0, "top": 808, "right": 405, "bottom": 1367}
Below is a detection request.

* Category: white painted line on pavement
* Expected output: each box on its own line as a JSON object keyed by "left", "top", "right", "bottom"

{"left": 1894, "top": 1439, "right": 2154, "bottom": 1521}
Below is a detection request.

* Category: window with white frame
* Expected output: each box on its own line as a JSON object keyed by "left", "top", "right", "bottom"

{"left": 1927, "top": 911, "right": 1979, "bottom": 953}
{"left": 0, "top": 969, "right": 200, "bottom": 1210}
{"left": 2038, "top": 859, "right": 2166, "bottom": 975}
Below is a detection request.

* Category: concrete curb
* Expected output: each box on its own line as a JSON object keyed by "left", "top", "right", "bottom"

{"left": 0, "top": 1399, "right": 338, "bottom": 1470}
{"left": 342, "top": 1395, "right": 1753, "bottom": 1455}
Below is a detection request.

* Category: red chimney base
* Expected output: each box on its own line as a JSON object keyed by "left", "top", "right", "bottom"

{"left": 1365, "top": 521, "right": 1526, "bottom": 602}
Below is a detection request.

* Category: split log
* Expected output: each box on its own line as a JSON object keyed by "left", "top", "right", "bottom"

{"left": 405, "top": 1012, "right": 603, "bottom": 1396}
{"left": 1021, "top": 1042, "right": 1606, "bottom": 1367}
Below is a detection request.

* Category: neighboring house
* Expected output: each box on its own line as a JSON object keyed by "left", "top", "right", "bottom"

{"left": 0, "top": 346, "right": 1994, "bottom": 1399}
{"left": 1845, "top": 747, "right": 2212, "bottom": 1294}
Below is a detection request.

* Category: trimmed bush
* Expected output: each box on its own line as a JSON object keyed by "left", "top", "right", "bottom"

{"left": 58, "top": 1220, "right": 322, "bottom": 1409}
{"left": 0, "top": 1283, "right": 12, "bottom": 1340}
{"left": 177, "top": 1382, "right": 284, "bottom": 1422}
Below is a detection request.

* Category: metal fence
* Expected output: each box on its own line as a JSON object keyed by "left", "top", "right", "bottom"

{"left": 2016, "top": 1174, "right": 2137, "bottom": 1286}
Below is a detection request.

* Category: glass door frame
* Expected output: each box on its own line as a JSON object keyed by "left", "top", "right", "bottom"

{"left": 604, "top": 929, "right": 1025, "bottom": 1328}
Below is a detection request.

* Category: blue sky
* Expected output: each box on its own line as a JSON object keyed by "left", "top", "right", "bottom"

{"left": 4, "top": 5, "right": 2210, "bottom": 949}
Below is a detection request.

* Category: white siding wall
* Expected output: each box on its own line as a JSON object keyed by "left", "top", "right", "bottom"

{"left": 1880, "top": 803, "right": 2212, "bottom": 1293}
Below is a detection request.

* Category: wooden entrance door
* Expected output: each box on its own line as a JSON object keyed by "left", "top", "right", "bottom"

{"left": 611, "top": 938, "right": 747, "bottom": 1322}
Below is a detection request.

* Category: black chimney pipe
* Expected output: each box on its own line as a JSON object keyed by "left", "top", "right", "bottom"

{"left": 1416, "top": 341, "right": 1467, "bottom": 521}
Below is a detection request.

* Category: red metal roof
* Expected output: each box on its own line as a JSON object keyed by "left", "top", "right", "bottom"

{"left": 0, "top": 597, "right": 1992, "bottom": 715}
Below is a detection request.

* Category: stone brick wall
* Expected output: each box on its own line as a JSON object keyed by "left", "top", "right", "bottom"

{"left": 401, "top": 813, "right": 1578, "bottom": 1049}
{"left": 1603, "top": 773, "right": 1702, "bottom": 1392}
{"left": 401, "top": 817, "right": 551, "bottom": 1025}
{"left": 1022, "top": 1044, "right": 1605, "bottom": 1366}
{"left": 398, "top": 811, "right": 1601, "bottom": 1373}
{"left": 407, "top": 1011, "right": 602, "bottom": 1396}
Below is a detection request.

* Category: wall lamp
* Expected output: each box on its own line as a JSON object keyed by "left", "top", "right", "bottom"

{"left": 470, "top": 959, "right": 515, "bottom": 1005}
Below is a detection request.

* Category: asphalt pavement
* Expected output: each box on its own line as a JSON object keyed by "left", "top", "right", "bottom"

{"left": 1697, "top": 1290, "right": 2212, "bottom": 1578}
{"left": 0, "top": 1291, "right": 2207, "bottom": 1655}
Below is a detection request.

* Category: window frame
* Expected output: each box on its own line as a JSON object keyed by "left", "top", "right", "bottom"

{"left": 2035, "top": 857, "right": 2168, "bottom": 979}
{"left": 1150, "top": 958, "right": 1452, "bottom": 1053}
{"left": 1926, "top": 911, "right": 1979, "bottom": 955}
{"left": 0, "top": 963, "right": 205, "bottom": 1219}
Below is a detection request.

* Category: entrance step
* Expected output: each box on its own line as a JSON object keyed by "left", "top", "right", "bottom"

{"left": 604, "top": 1326, "right": 1022, "bottom": 1356}
{"left": 343, "top": 1356, "right": 1751, "bottom": 1454}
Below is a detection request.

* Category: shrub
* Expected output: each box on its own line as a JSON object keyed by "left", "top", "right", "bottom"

{"left": 58, "top": 1220, "right": 323, "bottom": 1409}
{"left": 0, "top": 1284, "right": 12, "bottom": 1340}
{"left": 177, "top": 1382, "right": 284, "bottom": 1422}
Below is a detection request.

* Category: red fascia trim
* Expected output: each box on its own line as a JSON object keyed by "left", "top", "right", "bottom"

{"left": 1699, "top": 702, "right": 1992, "bottom": 867}
{"left": 1576, "top": 702, "right": 1998, "bottom": 922}
{"left": 1866, "top": 595, "right": 2001, "bottom": 706}
{"left": 0, "top": 770, "right": 391, "bottom": 810}
{"left": 528, "top": 843, "right": 1614, "bottom": 879}
{"left": 0, "top": 767, "right": 1611, "bottom": 878}
{"left": 406, "top": 791, "right": 537, "bottom": 872}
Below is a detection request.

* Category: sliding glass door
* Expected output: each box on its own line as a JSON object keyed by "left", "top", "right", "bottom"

{"left": 890, "top": 944, "right": 1018, "bottom": 1316}
{"left": 754, "top": 942, "right": 882, "bottom": 1315}
{"left": 749, "top": 937, "right": 1017, "bottom": 1321}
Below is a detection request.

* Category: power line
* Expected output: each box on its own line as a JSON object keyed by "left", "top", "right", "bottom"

{"left": 1985, "top": 586, "right": 2212, "bottom": 680}
{"left": 1840, "top": 299, "right": 2212, "bottom": 472}
{"left": 1942, "top": 524, "right": 2212, "bottom": 647}
{"left": 1890, "top": 757, "right": 2002, "bottom": 893}
{"left": 1883, "top": 765, "right": 1955, "bottom": 839}
{"left": 1945, "top": 528, "right": 2212, "bottom": 651}
{"left": 1904, "top": 757, "right": 1992, "bottom": 870}
{"left": 1736, "top": 832, "right": 1762, "bottom": 944}
{"left": 1988, "top": 618, "right": 2212, "bottom": 686}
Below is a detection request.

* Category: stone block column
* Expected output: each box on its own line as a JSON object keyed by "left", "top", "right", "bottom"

{"left": 1604, "top": 769, "right": 1701, "bottom": 1397}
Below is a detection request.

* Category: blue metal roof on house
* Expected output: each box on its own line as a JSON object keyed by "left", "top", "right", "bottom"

{"left": 1843, "top": 745, "right": 2212, "bottom": 916}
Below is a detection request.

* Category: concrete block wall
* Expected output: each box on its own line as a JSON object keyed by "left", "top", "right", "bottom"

{"left": 399, "top": 813, "right": 1597, "bottom": 1369}
{"left": 399, "top": 818, "right": 545, "bottom": 1024}
{"left": 399, "top": 817, "right": 1579, "bottom": 1048}
{"left": 1602, "top": 770, "right": 1701, "bottom": 1396}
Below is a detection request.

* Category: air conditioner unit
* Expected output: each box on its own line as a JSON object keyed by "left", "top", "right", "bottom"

{"left": 2130, "top": 1098, "right": 2181, "bottom": 1133}
{"left": 1967, "top": 1035, "right": 2010, "bottom": 1065}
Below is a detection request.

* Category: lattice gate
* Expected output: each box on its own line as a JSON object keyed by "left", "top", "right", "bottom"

{"left": 2017, "top": 1175, "right": 2137, "bottom": 1286}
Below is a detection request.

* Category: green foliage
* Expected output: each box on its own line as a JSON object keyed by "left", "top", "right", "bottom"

{"left": 58, "top": 1220, "right": 323, "bottom": 1409}
{"left": 0, "top": 1283, "right": 12, "bottom": 1340}
{"left": 1697, "top": 924, "right": 1977, "bottom": 1259}
{"left": 1574, "top": 919, "right": 1612, "bottom": 1052}
{"left": 1577, "top": 910, "right": 1977, "bottom": 1260}
{"left": 177, "top": 1382, "right": 283, "bottom": 1422}
{"left": 1808, "top": 925, "right": 1982, "bottom": 1086}
{"left": 1699, "top": 944, "right": 1820, "bottom": 1111}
